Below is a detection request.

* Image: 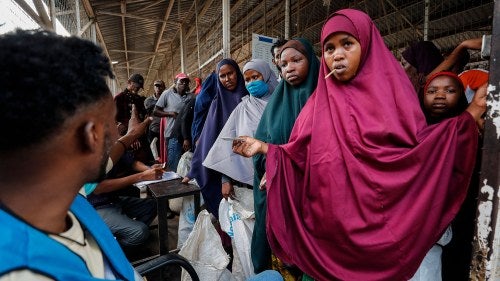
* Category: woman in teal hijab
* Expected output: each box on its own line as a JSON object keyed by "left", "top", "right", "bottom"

{"left": 252, "top": 38, "right": 319, "bottom": 274}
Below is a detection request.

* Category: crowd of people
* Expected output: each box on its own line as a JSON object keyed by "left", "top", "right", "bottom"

{"left": 0, "top": 7, "right": 489, "bottom": 281}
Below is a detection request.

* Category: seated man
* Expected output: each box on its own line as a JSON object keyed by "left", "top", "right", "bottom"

{"left": 0, "top": 29, "right": 147, "bottom": 280}
{"left": 87, "top": 152, "right": 162, "bottom": 249}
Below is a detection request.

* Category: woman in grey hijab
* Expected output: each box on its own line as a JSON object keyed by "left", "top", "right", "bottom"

{"left": 203, "top": 58, "right": 277, "bottom": 279}
{"left": 204, "top": 58, "right": 277, "bottom": 190}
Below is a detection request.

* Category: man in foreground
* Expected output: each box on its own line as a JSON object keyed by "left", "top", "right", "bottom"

{"left": 0, "top": 29, "right": 145, "bottom": 280}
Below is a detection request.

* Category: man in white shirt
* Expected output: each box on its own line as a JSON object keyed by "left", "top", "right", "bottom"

{"left": 154, "top": 73, "right": 193, "bottom": 171}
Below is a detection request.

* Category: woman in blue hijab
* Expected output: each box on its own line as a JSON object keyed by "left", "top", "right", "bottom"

{"left": 184, "top": 59, "right": 248, "bottom": 218}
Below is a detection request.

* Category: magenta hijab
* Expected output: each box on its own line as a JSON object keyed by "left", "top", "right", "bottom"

{"left": 265, "top": 9, "right": 478, "bottom": 280}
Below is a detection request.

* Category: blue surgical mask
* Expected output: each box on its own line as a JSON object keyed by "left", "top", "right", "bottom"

{"left": 82, "top": 157, "right": 114, "bottom": 196}
{"left": 246, "top": 80, "right": 269, "bottom": 98}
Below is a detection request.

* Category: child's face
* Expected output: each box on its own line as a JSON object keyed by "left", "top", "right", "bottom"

{"left": 280, "top": 48, "right": 309, "bottom": 86}
{"left": 424, "top": 76, "right": 463, "bottom": 118}
{"left": 323, "top": 32, "right": 361, "bottom": 82}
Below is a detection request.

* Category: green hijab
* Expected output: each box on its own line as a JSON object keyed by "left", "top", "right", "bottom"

{"left": 251, "top": 38, "right": 319, "bottom": 272}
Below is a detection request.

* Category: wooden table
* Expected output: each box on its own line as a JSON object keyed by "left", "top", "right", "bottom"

{"left": 146, "top": 179, "right": 201, "bottom": 255}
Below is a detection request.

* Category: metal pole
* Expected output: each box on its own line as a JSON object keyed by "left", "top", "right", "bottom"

{"left": 470, "top": 0, "right": 500, "bottom": 279}
{"left": 91, "top": 21, "right": 96, "bottom": 43}
{"left": 75, "top": 0, "right": 81, "bottom": 35}
{"left": 222, "top": 0, "right": 230, "bottom": 58}
{"left": 180, "top": 24, "right": 185, "bottom": 73}
{"left": 423, "top": 0, "right": 429, "bottom": 40}
{"left": 49, "top": 0, "right": 56, "bottom": 31}
{"left": 194, "top": 0, "right": 201, "bottom": 76}
{"left": 285, "top": 0, "right": 290, "bottom": 39}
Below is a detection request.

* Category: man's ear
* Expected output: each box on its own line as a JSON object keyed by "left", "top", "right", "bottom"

{"left": 81, "top": 121, "right": 99, "bottom": 152}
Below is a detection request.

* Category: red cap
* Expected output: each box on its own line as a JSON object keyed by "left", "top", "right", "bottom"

{"left": 175, "top": 73, "right": 189, "bottom": 80}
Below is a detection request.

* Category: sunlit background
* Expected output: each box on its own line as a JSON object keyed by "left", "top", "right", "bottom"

{"left": 1, "top": 0, "right": 69, "bottom": 35}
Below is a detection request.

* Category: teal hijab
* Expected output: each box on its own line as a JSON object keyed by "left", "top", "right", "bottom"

{"left": 251, "top": 38, "right": 319, "bottom": 273}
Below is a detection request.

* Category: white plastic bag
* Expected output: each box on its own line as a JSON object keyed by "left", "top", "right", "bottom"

{"left": 176, "top": 151, "right": 193, "bottom": 178}
{"left": 218, "top": 187, "right": 255, "bottom": 280}
{"left": 178, "top": 210, "right": 236, "bottom": 281}
{"left": 177, "top": 178, "right": 204, "bottom": 249}
{"left": 170, "top": 151, "right": 194, "bottom": 213}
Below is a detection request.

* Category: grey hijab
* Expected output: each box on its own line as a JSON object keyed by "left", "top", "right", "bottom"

{"left": 242, "top": 58, "right": 278, "bottom": 100}
{"left": 203, "top": 59, "right": 277, "bottom": 185}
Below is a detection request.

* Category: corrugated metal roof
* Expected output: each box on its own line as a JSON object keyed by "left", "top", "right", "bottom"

{"left": 49, "top": 0, "right": 493, "bottom": 94}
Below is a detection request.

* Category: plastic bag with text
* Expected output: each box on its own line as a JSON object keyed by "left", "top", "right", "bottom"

{"left": 178, "top": 210, "right": 236, "bottom": 281}
{"left": 219, "top": 187, "right": 255, "bottom": 281}
{"left": 170, "top": 151, "right": 194, "bottom": 213}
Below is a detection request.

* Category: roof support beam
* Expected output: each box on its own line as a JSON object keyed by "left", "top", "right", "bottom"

{"left": 133, "top": 0, "right": 164, "bottom": 13}
{"left": 33, "top": 0, "right": 53, "bottom": 30}
{"left": 78, "top": 18, "right": 94, "bottom": 37}
{"left": 120, "top": 0, "right": 130, "bottom": 78}
{"left": 119, "top": 54, "right": 155, "bottom": 65}
{"left": 145, "top": 0, "right": 175, "bottom": 86}
{"left": 110, "top": 50, "right": 158, "bottom": 54}
{"left": 97, "top": 10, "right": 170, "bottom": 24}
{"left": 81, "top": 0, "right": 114, "bottom": 78}
{"left": 13, "top": 0, "right": 50, "bottom": 30}
{"left": 199, "top": 49, "right": 223, "bottom": 69}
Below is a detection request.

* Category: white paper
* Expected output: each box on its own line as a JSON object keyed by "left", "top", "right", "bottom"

{"left": 134, "top": 171, "right": 181, "bottom": 189}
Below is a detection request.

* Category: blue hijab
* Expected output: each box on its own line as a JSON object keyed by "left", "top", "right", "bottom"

{"left": 191, "top": 71, "right": 218, "bottom": 144}
{"left": 187, "top": 59, "right": 248, "bottom": 217}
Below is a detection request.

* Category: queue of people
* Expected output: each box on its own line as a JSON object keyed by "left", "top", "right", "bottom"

{"left": 0, "top": 7, "right": 489, "bottom": 281}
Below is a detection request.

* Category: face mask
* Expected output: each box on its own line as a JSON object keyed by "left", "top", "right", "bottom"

{"left": 246, "top": 80, "right": 269, "bottom": 98}
{"left": 82, "top": 157, "right": 114, "bottom": 196}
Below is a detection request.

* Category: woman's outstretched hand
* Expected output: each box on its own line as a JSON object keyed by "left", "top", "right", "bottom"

{"left": 232, "top": 136, "right": 268, "bottom": 157}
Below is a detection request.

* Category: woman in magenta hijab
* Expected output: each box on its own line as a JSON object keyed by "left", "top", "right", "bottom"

{"left": 233, "top": 9, "right": 486, "bottom": 280}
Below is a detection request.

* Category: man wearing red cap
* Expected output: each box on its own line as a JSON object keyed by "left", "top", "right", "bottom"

{"left": 154, "top": 73, "right": 192, "bottom": 170}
